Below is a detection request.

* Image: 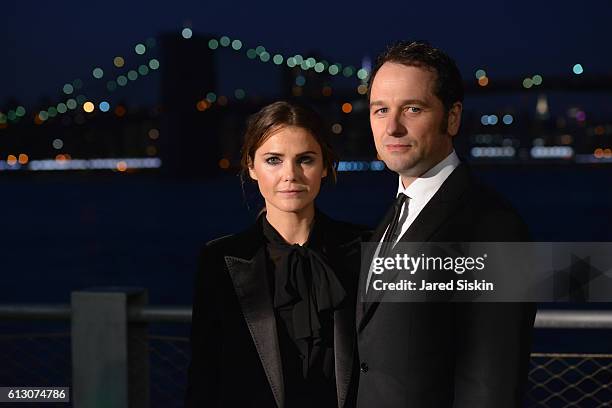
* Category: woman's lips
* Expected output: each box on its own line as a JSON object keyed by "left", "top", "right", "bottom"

{"left": 278, "top": 190, "right": 306, "bottom": 196}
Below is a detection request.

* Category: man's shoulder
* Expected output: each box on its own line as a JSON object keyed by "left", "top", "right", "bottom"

{"left": 461, "top": 181, "right": 529, "bottom": 240}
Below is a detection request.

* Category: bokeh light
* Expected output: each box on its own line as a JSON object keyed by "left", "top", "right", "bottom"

{"left": 234, "top": 89, "right": 246, "bottom": 100}
{"left": 231, "top": 40, "right": 242, "bottom": 50}
{"left": 113, "top": 57, "right": 125, "bottom": 68}
{"left": 83, "top": 102, "right": 95, "bottom": 113}
{"left": 92, "top": 68, "right": 104, "bottom": 79}
{"left": 206, "top": 92, "right": 217, "bottom": 103}
{"left": 181, "top": 28, "right": 193, "bottom": 39}
{"left": 357, "top": 69, "right": 369, "bottom": 80}
{"left": 63, "top": 84, "right": 74, "bottom": 95}
{"left": 148, "top": 128, "right": 160, "bottom": 139}
{"left": 273, "top": 54, "right": 284, "bottom": 65}
{"left": 218, "top": 158, "right": 230, "bottom": 169}
{"left": 134, "top": 43, "right": 146, "bottom": 55}
{"left": 572, "top": 63, "right": 584, "bottom": 75}
{"left": 475, "top": 69, "right": 487, "bottom": 79}
{"left": 532, "top": 74, "right": 543, "bottom": 85}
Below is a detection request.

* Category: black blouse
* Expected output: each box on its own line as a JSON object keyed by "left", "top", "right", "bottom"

{"left": 262, "top": 215, "right": 346, "bottom": 408}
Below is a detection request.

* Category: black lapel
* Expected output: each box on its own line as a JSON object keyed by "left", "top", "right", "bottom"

{"left": 225, "top": 220, "right": 285, "bottom": 408}
{"left": 397, "top": 164, "right": 469, "bottom": 243}
{"left": 358, "top": 164, "right": 470, "bottom": 331}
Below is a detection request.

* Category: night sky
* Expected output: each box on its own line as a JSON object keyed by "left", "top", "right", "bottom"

{"left": 4, "top": 0, "right": 611, "bottom": 106}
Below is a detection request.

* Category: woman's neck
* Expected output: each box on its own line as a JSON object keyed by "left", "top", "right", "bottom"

{"left": 265, "top": 205, "right": 315, "bottom": 245}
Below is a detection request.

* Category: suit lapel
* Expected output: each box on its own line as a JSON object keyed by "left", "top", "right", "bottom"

{"left": 358, "top": 164, "right": 470, "bottom": 331}
{"left": 397, "top": 164, "right": 469, "bottom": 243}
{"left": 225, "top": 248, "right": 285, "bottom": 408}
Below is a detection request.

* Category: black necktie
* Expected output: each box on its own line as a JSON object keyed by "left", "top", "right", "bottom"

{"left": 379, "top": 193, "right": 409, "bottom": 257}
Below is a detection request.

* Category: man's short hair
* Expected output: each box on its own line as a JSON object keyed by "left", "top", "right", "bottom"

{"left": 368, "top": 41, "right": 464, "bottom": 111}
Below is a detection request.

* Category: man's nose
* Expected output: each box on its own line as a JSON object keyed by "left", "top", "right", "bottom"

{"left": 386, "top": 113, "right": 406, "bottom": 137}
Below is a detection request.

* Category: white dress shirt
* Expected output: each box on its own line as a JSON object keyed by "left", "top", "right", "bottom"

{"left": 390, "top": 150, "right": 461, "bottom": 246}
{"left": 365, "top": 150, "right": 460, "bottom": 293}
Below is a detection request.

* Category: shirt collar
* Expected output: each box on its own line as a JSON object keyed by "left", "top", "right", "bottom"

{"left": 397, "top": 150, "right": 461, "bottom": 201}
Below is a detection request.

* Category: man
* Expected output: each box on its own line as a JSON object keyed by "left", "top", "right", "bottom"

{"left": 356, "top": 41, "right": 536, "bottom": 407}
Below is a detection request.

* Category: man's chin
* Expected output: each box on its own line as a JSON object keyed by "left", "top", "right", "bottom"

{"left": 382, "top": 159, "right": 420, "bottom": 175}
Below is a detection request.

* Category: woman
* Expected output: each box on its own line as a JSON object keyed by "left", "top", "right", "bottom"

{"left": 185, "top": 101, "right": 367, "bottom": 408}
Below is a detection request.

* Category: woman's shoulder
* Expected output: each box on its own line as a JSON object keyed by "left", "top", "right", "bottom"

{"left": 200, "top": 221, "right": 264, "bottom": 259}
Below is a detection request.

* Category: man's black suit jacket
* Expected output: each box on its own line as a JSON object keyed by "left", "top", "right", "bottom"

{"left": 185, "top": 211, "right": 367, "bottom": 408}
{"left": 356, "top": 163, "right": 536, "bottom": 408}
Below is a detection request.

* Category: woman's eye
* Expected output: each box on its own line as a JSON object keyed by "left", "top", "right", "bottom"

{"left": 298, "top": 156, "right": 314, "bottom": 164}
{"left": 265, "top": 157, "right": 281, "bottom": 165}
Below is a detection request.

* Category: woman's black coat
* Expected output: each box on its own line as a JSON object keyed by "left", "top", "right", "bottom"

{"left": 185, "top": 212, "right": 367, "bottom": 408}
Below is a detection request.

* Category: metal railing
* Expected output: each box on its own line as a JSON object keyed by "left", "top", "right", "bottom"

{"left": 1, "top": 292, "right": 612, "bottom": 408}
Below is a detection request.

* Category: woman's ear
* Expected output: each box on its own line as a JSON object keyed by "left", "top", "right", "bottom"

{"left": 321, "top": 167, "right": 328, "bottom": 178}
{"left": 247, "top": 157, "right": 258, "bottom": 180}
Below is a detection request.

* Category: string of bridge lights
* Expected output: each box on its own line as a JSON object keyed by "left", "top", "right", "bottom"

{"left": 0, "top": 27, "right": 590, "bottom": 129}
{"left": 1, "top": 30, "right": 371, "bottom": 127}
{"left": 0, "top": 38, "right": 161, "bottom": 127}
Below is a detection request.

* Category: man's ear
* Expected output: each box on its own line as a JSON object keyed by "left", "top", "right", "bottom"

{"left": 447, "top": 102, "right": 462, "bottom": 137}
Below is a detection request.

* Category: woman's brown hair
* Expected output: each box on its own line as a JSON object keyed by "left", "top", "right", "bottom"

{"left": 240, "top": 101, "right": 337, "bottom": 184}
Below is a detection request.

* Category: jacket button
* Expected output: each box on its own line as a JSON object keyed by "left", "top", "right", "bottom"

{"left": 360, "top": 362, "right": 368, "bottom": 373}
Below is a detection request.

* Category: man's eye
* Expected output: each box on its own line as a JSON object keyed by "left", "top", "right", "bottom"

{"left": 374, "top": 108, "right": 388, "bottom": 115}
{"left": 407, "top": 107, "right": 421, "bottom": 113}
{"left": 265, "top": 157, "right": 281, "bottom": 165}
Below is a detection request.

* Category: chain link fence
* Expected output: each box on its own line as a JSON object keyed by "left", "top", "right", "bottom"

{"left": 527, "top": 353, "right": 612, "bottom": 407}
{"left": 128, "top": 334, "right": 190, "bottom": 408}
